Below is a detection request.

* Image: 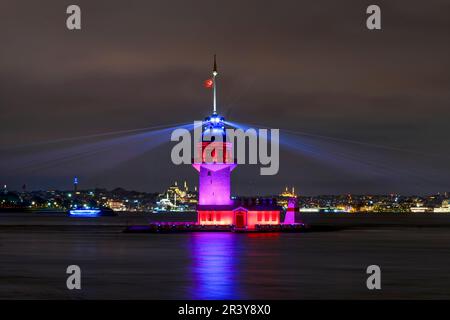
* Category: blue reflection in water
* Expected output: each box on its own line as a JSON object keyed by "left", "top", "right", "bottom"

{"left": 188, "top": 233, "right": 242, "bottom": 299}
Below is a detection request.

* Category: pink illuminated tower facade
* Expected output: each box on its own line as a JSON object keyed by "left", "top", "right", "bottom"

{"left": 193, "top": 57, "right": 281, "bottom": 230}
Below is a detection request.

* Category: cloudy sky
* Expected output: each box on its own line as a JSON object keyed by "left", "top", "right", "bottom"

{"left": 0, "top": 0, "right": 449, "bottom": 195}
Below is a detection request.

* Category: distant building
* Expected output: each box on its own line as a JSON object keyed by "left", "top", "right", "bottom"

{"left": 154, "top": 181, "right": 197, "bottom": 212}
{"left": 410, "top": 203, "right": 433, "bottom": 213}
{"left": 433, "top": 200, "right": 450, "bottom": 213}
{"left": 278, "top": 186, "right": 297, "bottom": 209}
{"left": 106, "top": 200, "right": 127, "bottom": 211}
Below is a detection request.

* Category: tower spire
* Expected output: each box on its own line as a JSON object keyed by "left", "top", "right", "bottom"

{"left": 213, "top": 54, "right": 218, "bottom": 114}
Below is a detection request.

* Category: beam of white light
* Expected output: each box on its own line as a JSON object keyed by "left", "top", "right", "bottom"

{"left": 230, "top": 121, "right": 449, "bottom": 188}
{"left": 1, "top": 122, "right": 190, "bottom": 151}
{"left": 2, "top": 123, "right": 191, "bottom": 174}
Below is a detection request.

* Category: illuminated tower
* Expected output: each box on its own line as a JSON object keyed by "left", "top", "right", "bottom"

{"left": 73, "top": 177, "right": 78, "bottom": 193}
{"left": 193, "top": 55, "right": 236, "bottom": 206}
{"left": 193, "top": 56, "right": 281, "bottom": 229}
{"left": 283, "top": 197, "right": 298, "bottom": 224}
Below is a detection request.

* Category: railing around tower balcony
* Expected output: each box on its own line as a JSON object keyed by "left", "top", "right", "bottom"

{"left": 194, "top": 142, "right": 234, "bottom": 164}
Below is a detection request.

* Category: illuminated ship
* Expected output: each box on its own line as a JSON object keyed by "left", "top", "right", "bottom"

{"left": 67, "top": 177, "right": 117, "bottom": 217}
{"left": 68, "top": 206, "right": 116, "bottom": 217}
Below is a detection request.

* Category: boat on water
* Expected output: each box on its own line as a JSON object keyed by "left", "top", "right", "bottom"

{"left": 68, "top": 206, "right": 117, "bottom": 217}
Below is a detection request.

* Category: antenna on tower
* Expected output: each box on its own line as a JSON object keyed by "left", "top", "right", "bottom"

{"left": 212, "top": 54, "right": 218, "bottom": 114}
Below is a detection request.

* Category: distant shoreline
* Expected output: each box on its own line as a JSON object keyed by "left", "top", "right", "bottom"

{"left": 1, "top": 211, "right": 450, "bottom": 231}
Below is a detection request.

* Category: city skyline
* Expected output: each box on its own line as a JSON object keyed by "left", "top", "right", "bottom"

{"left": 1, "top": 1, "right": 450, "bottom": 195}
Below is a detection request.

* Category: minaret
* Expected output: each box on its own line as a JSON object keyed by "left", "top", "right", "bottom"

{"left": 193, "top": 56, "right": 236, "bottom": 206}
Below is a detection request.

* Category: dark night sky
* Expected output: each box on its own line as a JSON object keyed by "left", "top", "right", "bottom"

{"left": 0, "top": 0, "right": 449, "bottom": 195}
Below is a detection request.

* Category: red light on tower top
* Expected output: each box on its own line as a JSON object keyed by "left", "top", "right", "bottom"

{"left": 204, "top": 79, "right": 213, "bottom": 88}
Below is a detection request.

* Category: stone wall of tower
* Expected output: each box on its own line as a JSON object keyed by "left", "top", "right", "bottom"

{"left": 198, "top": 164, "right": 234, "bottom": 205}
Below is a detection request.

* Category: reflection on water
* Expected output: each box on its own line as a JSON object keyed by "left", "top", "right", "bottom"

{"left": 188, "top": 233, "right": 242, "bottom": 299}
{"left": 3, "top": 213, "right": 450, "bottom": 299}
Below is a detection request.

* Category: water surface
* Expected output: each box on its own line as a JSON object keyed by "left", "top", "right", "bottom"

{"left": 1, "top": 212, "right": 449, "bottom": 299}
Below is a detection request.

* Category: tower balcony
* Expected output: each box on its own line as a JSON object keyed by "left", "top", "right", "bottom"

{"left": 193, "top": 141, "right": 235, "bottom": 165}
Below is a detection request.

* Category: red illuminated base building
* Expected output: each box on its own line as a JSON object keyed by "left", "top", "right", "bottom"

{"left": 197, "top": 204, "right": 282, "bottom": 230}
